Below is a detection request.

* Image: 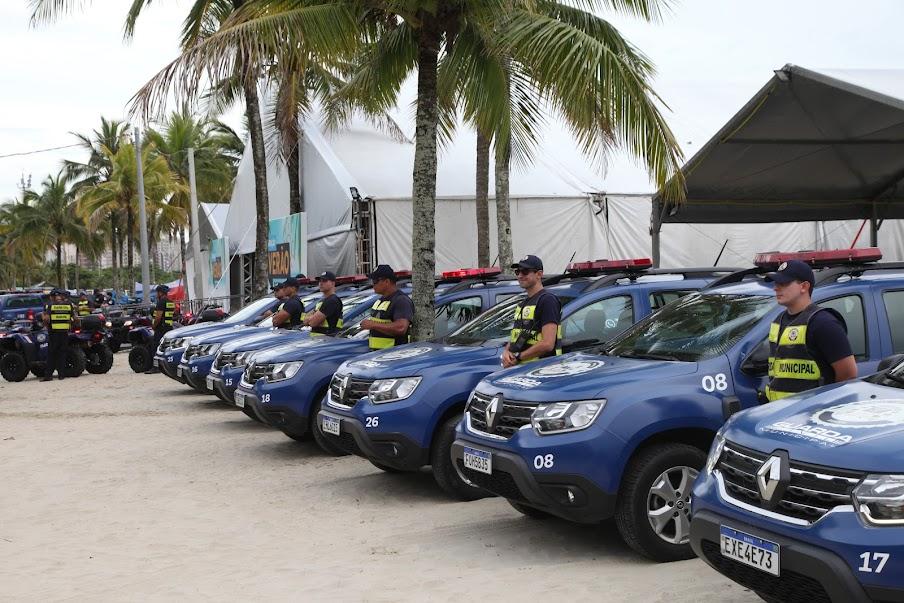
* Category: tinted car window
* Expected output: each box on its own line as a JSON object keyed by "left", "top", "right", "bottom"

{"left": 562, "top": 296, "right": 633, "bottom": 346}
{"left": 821, "top": 295, "right": 867, "bottom": 359}
{"left": 883, "top": 290, "right": 904, "bottom": 353}
{"left": 649, "top": 290, "right": 697, "bottom": 312}
{"left": 434, "top": 296, "right": 482, "bottom": 338}
{"left": 6, "top": 296, "right": 42, "bottom": 309}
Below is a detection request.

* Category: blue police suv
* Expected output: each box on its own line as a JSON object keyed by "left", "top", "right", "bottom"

{"left": 451, "top": 248, "right": 900, "bottom": 562}
{"left": 177, "top": 278, "right": 375, "bottom": 393}
{"left": 234, "top": 269, "right": 523, "bottom": 449}
{"left": 690, "top": 268, "right": 904, "bottom": 600}
{"left": 317, "top": 260, "right": 728, "bottom": 500}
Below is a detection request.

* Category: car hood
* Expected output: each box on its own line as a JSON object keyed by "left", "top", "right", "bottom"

{"left": 164, "top": 321, "right": 243, "bottom": 340}
{"left": 212, "top": 328, "right": 308, "bottom": 351}
{"left": 343, "top": 340, "right": 503, "bottom": 378}
{"left": 726, "top": 380, "right": 904, "bottom": 472}
{"left": 475, "top": 352, "right": 697, "bottom": 403}
{"left": 249, "top": 336, "right": 370, "bottom": 363}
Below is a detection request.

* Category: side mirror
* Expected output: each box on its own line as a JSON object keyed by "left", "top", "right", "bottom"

{"left": 878, "top": 353, "right": 904, "bottom": 372}
{"left": 741, "top": 340, "right": 770, "bottom": 377}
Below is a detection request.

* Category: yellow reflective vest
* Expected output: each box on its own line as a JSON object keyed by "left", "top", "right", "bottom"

{"left": 509, "top": 290, "right": 562, "bottom": 363}
{"left": 48, "top": 303, "right": 74, "bottom": 331}
{"left": 765, "top": 305, "right": 832, "bottom": 402}
{"left": 368, "top": 292, "right": 411, "bottom": 350}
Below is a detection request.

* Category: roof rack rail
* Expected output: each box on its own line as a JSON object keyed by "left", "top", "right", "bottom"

{"left": 442, "top": 272, "right": 518, "bottom": 294}
{"left": 815, "top": 261, "right": 904, "bottom": 285}
{"left": 581, "top": 267, "right": 742, "bottom": 293}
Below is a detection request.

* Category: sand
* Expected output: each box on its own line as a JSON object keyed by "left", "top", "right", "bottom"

{"left": 0, "top": 361, "right": 758, "bottom": 602}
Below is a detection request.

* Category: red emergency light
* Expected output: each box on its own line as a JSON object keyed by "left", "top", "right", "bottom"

{"left": 440, "top": 267, "right": 503, "bottom": 280}
{"left": 394, "top": 270, "right": 413, "bottom": 278}
{"left": 296, "top": 278, "right": 314, "bottom": 285}
{"left": 566, "top": 258, "right": 653, "bottom": 274}
{"left": 754, "top": 248, "right": 882, "bottom": 269}
{"left": 336, "top": 274, "right": 369, "bottom": 284}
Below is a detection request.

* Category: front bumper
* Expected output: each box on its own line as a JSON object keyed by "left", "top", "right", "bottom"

{"left": 233, "top": 386, "right": 268, "bottom": 422}
{"left": 178, "top": 357, "right": 215, "bottom": 391}
{"left": 449, "top": 437, "right": 616, "bottom": 523}
{"left": 690, "top": 473, "right": 904, "bottom": 602}
{"left": 156, "top": 348, "right": 186, "bottom": 382}
{"left": 317, "top": 408, "right": 428, "bottom": 471}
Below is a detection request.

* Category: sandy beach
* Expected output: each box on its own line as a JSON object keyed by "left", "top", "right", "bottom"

{"left": 0, "top": 361, "right": 758, "bottom": 601}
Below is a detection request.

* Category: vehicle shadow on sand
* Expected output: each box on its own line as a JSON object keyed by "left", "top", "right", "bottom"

{"left": 322, "top": 467, "right": 471, "bottom": 504}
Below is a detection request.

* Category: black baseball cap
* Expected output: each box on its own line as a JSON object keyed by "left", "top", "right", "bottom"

{"left": 369, "top": 264, "right": 397, "bottom": 282}
{"left": 281, "top": 277, "right": 300, "bottom": 289}
{"left": 294, "top": 273, "right": 307, "bottom": 280}
{"left": 50, "top": 288, "right": 67, "bottom": 296}
{"left": 270, "top": 282, "right": 284, "bottom": 291}
{"left": 511, "top": 255, "right": 544, "bottom": 271}
{"left": 765, "top": 260, "right": 816, "bottom": 288}
{"left": 316, "top": 271, "right": 337, "bottom": 282}
{"left": 155, "top": 284, "right": 170, "bottom": 293}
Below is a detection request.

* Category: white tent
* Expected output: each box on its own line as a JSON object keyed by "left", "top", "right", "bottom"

{"left": 217, "top": 67, "right": 904, "bottom": 283}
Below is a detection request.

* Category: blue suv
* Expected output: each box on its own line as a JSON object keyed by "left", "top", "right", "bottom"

{"left": 451, "top": 249, "right": 899, "bottom": 562}
{"left": 317, "top": 260, "right": 727, "bottom": 500}
{"left": 235, "top": 271, "right": 523, "bottom": 449}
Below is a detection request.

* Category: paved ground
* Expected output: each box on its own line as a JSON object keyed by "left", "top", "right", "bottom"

{"left": 0, "top": 360, "right": 759, "bottom": 601}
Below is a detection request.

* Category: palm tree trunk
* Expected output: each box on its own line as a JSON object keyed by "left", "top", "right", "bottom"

{"left": 410, "top": 20, "right": 442, "bottom": 342}
{"left": 244, "top": 73, "right": 271, "bottom": 298}
{"left": 288, "top": 136, "right": 302, "bottom": 214}
{"left": 126, "top": 205, "right": 135, "bottom": 290}
{"left": 495, "top": 137, "right": 513, "bottom": 271}
{"left": 75, "top": 246, "right": 80, "bottom": 291}
{"left": 111, "top": 224, "right": 120, "bottom": 294}
{"left": 178, "top": 228, "right": 187, "bottom": 293}
{"left": 475, "top": 129, "right": 491, "bottom": 267}
{"left": 56, "top": 241, "right": 62, "bottom": 287}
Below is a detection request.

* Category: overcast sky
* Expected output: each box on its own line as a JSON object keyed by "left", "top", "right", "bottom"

{"left": 2, "top": 0, "right": 904, "bottom": 201}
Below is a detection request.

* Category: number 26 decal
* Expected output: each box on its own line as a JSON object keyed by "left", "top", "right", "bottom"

{"left": 701, "top": 373, "right": 728, "bottom": 392}
{"left": 365, "top": 416, "right": 380, "bottom": 428}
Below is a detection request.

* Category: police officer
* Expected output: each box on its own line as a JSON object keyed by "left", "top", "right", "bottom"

{"left": 93, "top": 288, "right": 106, "bottom": 308}
{"left": 501, "top": 255, "right": 562, "bottom": 367}
{"left": 145, "top": 284, "right": 176, "bottom": 374}
{"left": 764, "top": 259, "right": 857, "bottom": 401}
{"left": 261, "top": 282, "right": 287, "bottom": 319}
{"left": 304, "top": 271, "right": 344, "bottom": 335}
{"left": 42, "top": 288, "right": 77, "bottom": 381}
{"left": 271, "top": 278, "right": 305, "bottom": 328}
{"left": 77, "top": 291, "right": 91, "bottom": 316}
{"left": 360, "top": 265, "right": 413, "bottom": 350}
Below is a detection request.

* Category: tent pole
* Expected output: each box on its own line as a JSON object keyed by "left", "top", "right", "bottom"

{"left": 870, "top": 201, "right": 879, "bottom": 247}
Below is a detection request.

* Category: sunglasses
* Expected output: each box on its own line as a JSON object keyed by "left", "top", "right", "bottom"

{"left": 513, "top": 268, "right": 536, "bottom": 276}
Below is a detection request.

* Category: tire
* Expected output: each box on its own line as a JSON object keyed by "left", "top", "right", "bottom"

{"left": 128, "top": 345, "right": 152, "bottom": 373}
{"left": 30, "top": 365, "right": 45, "bottom": 379}
{"left": 431, "top": 414, "right": 489, "bottom": 501}
{"left": 86, "top": 344, "right": 114, "bottom": 374}
{"left": 508, "top": 500, "right": 552, "bottom": 519}
{"left": 310, "top": 395, "right": 350, "bottom": 456}
{"left": 0, "top": 352, "right": 29, "bottom": 382}
{"left": 108, "top": 339, "right": 121, "bottom": 354}
{"left": 63, "top": 347, "right": 86, "bottom": 377}
{"left": 614, "top": 442, "right": 706, "bottom": 562}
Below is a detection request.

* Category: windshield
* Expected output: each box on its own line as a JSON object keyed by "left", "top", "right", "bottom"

{"left": 224, "top": 296, "right": 278, "bottom": 324}
{"left": 341, "top": 294, "right": 374, "bottom": 318}
{"left": 605, "top": 293, "right": 774, "bottom": 362}
{"left": 445, "top": 296, "right": 525, "bottom": 344}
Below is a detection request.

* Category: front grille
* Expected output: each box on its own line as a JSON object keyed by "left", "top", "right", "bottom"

{"left": 183, "top": 344, "right": 203, "bottom": 360}
{"left": 466, "top": 392, "right": 537, "bottom": 438}
{"left": 700, "top": 540, "right": 830, "bottom": 603}
{"left": 214, "top": 352, "right": 238, "bottom": 370}
{"left": 717, "top": 442, "right": 863, "bottom": 523}
{"left": 328, "top": 374, "right": 374, "bottom": 408}
{"left": 244, "top": 363, "right": 272, "bottom": 384}
{"left": 456, "top": 460, "right": 526, "bottom": 501}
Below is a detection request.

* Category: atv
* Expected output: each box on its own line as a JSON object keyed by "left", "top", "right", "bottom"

{"left": 126, "top": 319, "right": 157, "bottom": 373}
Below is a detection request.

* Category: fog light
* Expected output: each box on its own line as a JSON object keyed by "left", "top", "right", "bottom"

{"left": 566, "top": 489, "right": 575, "bottom": 504}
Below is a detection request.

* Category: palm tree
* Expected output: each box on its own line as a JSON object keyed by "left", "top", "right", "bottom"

{"left": 31, "top": 0, "right": 274, "bottom": 298}
{"left": 0, "top": 198, "right": 45, "bottom": 288}
{"left": 12, "top": 172, "right": 85, "bottom": 287}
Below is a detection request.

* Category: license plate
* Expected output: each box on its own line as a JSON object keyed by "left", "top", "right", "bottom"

{"left": 153, "top": 358, "right": 159, "bottom": 368}
{"left": 463, "top": 446, "right": 492, "bottom": 475}
{"left": 322, "top": 415, "right": 341, "bottom": 436}
{"left": 176, "top": 366, "right": 183, "bottom": 378}
{"left": 720, "top": 525, "right": 780, "bottom": 576}
{"left": 234, "top": 391, "right": 245, "bottom": 408}
{"left": 206, "top": 376, "right": 214, "bottom": 391}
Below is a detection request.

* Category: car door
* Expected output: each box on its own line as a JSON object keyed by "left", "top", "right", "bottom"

{"left": 560, "top": 293, "right": 635, "bottom": 351}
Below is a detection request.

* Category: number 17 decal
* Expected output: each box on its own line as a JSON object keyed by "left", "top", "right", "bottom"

{"left": 859, "top": 552, "right": 890, "bottom": 573}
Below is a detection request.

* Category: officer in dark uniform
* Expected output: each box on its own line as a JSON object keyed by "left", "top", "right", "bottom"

{"left": 360, "top": 265, "right": 413, "bottom": 350}
{"left": 304, "top": 271, "right": 344, "bottom": 335}
{"left": 261, "top": 282, "right": 286, "bottom": 319}
{"left": 77, "top": 291, "right": 91, "bottom": 316}
{"left": 271, "top": 278, "right": 305, "bottom": 328}
{"left": 501, "top": 255, "right": 562, "bottom": 367}
{"left": 764, "top": 259, "right": 857, "bottom": 401}
{"left": 42, "top": 288, "right": 77, "bottom": 381}
{"left": 93, "top": 288, "right": 106, "bottom": 308}
{"left": 145, "top": 284, "right": 176, "bottom": 374}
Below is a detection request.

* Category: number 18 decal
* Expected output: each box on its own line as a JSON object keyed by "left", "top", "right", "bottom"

{"left": 701, "top": 373, "right": 728, "bottom": 392}
{"left": 859, "top": 552, "right": 890, "bottom": 573}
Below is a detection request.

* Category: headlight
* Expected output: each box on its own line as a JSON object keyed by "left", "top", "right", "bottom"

{"left": 369, "top": 377, "right": 422, "bottom": 403}
{"left": 200, "top": 343, "right": 221, "bottom": 357}
{"left": 531, "top": 400, "right": 605, "bottom": 435}
{"left": 236, "top": 351, "right": 252, "bottom": 366}
{"left": 267, "top": 361, "right": 303, "bottom": 382}
{"left": 124, "top": 320, "right": 133, "bottom": 327}
{"left": 705, "top": 432, "right": 726, "bottom": 474}
{"left": 853, "top": 475, "right": 904, "bottom": 525}
{"left": 105, "top": 321, "right": 113, "bottom": 328}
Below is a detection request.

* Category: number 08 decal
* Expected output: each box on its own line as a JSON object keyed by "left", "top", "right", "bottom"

{"left": 701, "top": 373, "right": 728, "bottom": 392}
{"left": 533, "top": 454, "right": 554, "bottom": 469}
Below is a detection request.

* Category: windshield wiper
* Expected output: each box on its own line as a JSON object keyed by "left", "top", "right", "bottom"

{"left": 883, "top": 371, "right": 904, "bottom": 386}
{"left": 615, "top": 350, "right": 685, "bottom": 362}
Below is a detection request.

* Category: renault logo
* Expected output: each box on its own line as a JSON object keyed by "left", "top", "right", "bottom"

{"left": 755, "top": 451, "right": 790, "bottom": 508}
{"left": 338, "top": 374, "right": 351, "bottom": 401}
{"left": 486, "top": 395, "right": 502, "bottom": 432}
